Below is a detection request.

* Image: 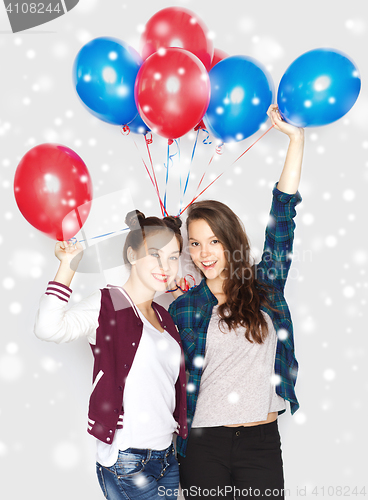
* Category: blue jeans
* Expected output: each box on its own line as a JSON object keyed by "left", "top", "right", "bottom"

{"left": 96, "top": 443, "right": 179, "bottom": 499}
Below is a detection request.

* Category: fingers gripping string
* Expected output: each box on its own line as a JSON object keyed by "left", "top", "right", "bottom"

{"left": 165, "top": 274, "right": 197, "bottom": 293}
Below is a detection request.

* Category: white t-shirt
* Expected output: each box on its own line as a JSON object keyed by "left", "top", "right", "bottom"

{"left": 96, "top": 307, "right": 181, "bottom": 466}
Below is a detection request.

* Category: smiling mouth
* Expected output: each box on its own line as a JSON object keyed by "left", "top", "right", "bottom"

{"left": 152, "top": 273, "right": 169, "bottom": 283}
{"left": 201, "top": 260, "right": 217, "bottom": 269}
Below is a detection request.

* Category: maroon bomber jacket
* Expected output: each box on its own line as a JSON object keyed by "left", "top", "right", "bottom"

{"left": 87, "top": 285, "right": 188, "bottom": 445}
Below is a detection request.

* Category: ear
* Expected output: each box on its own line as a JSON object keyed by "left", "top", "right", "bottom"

{"left": 127, "top": 247, "right": 136, "bottom": 265}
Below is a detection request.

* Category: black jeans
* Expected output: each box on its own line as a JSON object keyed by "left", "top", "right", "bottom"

{"left": 178, "top": 420, "right": 284, "bottom": 499}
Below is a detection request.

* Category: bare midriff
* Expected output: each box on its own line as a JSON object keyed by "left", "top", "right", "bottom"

{"left": 223, "top": 411, "right": 278, "bottom": 427}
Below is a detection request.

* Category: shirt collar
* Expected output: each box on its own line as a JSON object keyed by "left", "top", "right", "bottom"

{"left": 196, "top": 278, "right": 218, "bottom": 307}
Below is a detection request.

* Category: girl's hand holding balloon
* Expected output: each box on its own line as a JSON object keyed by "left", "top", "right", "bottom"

{"left": 55, "top": 240, "right": 84, "bottom": 265}
{"left": 54, "top": 240, "right": 84, "bottom": 288}
{"left": 267, "top": 104, "right": 305, "bottom": 195}
{"left": 267, "top": 104, "right": 304, "bottom": 141}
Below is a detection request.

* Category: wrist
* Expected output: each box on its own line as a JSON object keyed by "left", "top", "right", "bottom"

{"left": 288, "top": 128, "right": 305, "bottom": 142}
{"left": 54, "top": 261, "right": 76, "bottom": 287}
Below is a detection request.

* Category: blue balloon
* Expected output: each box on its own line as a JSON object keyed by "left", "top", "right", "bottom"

{"left": 204, "top": 56, "right": 274, "bottom": 143}
{"left": 277, "top": 48, "right": 361, "bottom": 127}
{"left": 73, "top": 37, "right": 142, "bottom": 126}
{"left": 128, "top": 112, "right": 151, "bottom": 135}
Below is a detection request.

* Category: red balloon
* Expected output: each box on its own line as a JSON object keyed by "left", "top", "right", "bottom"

{"left": 140, "top": 7, "right": 214, "bottom": 71}
{"left": 210, "top": 48, "right": 229, "bottom": 69}
{"left": 14, "top": 144, "right": 93, "bottom": 241}
{"left": 135, "top": 48, "right": 211, "bottom": 139}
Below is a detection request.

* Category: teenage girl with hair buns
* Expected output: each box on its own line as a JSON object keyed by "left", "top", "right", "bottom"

{"left": 34, "top": 211, "right": 187, "bottom": 500}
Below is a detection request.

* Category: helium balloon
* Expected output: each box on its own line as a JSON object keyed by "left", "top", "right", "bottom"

{"left": 135, "top": 48, "right": 211, "bottom": 139}
{"left": 14, "top": 144, "right": 93, "bottom": 241}
{"left": 73, "top": 37, "right": 142, "bottom": 126}
{"left": 140, "top": 7, "right": 214, "bottom": 71}
{"left": 210, "top": 48, "right": 229, "bottom": 69}
{"left": 205, "top": 55, "right": 274, "bottom": 143}
{"left": 193, "top": 47, "right": 228, "bottom": 131}
{"left": 277, "top": 48, "right": 361, "bottom": 127}
{"left": 128, "top": 112, "right": 151, "bottom": 135}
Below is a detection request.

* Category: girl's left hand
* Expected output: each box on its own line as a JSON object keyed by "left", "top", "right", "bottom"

{"left": 267, "top": 104, "right": 304, "bottom": 141}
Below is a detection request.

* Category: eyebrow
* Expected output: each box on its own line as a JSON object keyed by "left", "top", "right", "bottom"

{"left": 148, "top": 247, "right": 180, "bottom": 254}
{"left": 188, "top": 235, "right": 216, "bottom": 241}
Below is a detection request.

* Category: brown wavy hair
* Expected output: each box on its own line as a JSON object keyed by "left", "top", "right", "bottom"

{"left": 186, "top": 200, "right": 275, "bottom": 344}
{"left": 123, "top": 210, "right": 183, "bottom": 265}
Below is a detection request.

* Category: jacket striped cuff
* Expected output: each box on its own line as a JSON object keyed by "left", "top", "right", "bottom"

{"left": 45, "top": 281, "right": 72, "bottom": 303}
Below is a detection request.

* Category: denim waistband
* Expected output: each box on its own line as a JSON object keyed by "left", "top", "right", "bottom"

{"left": 120, "top": 442, "right": 174, "bottom": 460}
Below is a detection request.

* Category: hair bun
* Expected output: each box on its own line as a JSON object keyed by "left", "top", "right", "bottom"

{"left": 125, "top": 210, "right": 145, "bottom": 230}
{"left": 164, "top": 215, "right": 182, "bottom": 231}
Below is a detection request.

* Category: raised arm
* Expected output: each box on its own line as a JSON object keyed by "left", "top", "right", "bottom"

{"left": 267, "top": 104, "right": 305, "bottom": 194}
{"left": 256, "top": 106, "right": 304, "bottom": 291}
{"left": 34, "top": 240, "right": 99, "bottom": 344}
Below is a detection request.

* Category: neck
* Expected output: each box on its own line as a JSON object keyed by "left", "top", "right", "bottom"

{"left": 206, "top": 276, "right": 226, "bottom": 296}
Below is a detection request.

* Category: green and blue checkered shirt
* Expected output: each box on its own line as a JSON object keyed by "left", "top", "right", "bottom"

{"left": 169, "top": 184, "right": 302, "bottom": 457}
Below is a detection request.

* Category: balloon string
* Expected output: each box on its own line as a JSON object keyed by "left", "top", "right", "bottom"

{"left": 230, "top": 124, "right": 275, "bottom": 165}
{"left": 179, "top": 172, "right": 224, "bottom": 216}
{"left": 163, "top": 141, "right": 170, "bottom": 211}
{"left": 145, "top": 134, "right": 164, "bottom": 214}
{"left": 201, "top": 128, "right": 212, "bottom": 145}
{"left": 163, "top": 140, "right": 179, "bottom": 212}
{"left": 130, "top": 135, "right": 168, "bottom": 217}
{"left": 192, "top": 143, "right": 222, "bottom": 197}
{"left": 70, "top": 227, "right": 129, "bottom": 244}
{"left": 179, "top": 124, "right": 275, "bottom": 216}
{"left": 179, "top": 129, "right": 200, "bottom": 215}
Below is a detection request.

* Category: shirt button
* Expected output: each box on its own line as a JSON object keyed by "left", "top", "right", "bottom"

{"left": 107, "top": 437, "right": 111, "bottom": 442}
{"left": 236, "top": 430, "right": 241, "bottom": 437}
{"left": 109, "top": 430, "right": 113, "bottom": 434}
{"left": 132, "top": 342, "right": 136, "bottom": 346}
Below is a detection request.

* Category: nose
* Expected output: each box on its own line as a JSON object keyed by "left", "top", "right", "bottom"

{"left": 199, "top": 245, "right": 210, "bottom": 258}
{"left": 158, "top": 256, "right": 170, "bottom": 272}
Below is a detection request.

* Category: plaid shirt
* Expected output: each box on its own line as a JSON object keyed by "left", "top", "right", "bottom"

{"left": 169, "top": 184, "right": 302, "bottom": 457}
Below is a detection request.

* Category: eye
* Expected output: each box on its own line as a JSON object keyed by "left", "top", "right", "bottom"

{"left": 190, "top": 242, "right": 199, "bottom": 247}
{"left": 211, "top": 239, "right": 219, "bottom": 244}
{"left": 149, "top": 252, "right": 159, "bottom": 258}
{"left": 170, "top": 256, "right": 178, "bottom": 261}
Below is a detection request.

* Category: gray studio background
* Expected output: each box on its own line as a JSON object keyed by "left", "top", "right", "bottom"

{"left": 1, "top": 1, "right": 367, "bottom": 499}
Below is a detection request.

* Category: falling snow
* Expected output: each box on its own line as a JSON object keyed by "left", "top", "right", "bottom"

{"left": 1, "top": 1, "right": 367, "bottom": 498}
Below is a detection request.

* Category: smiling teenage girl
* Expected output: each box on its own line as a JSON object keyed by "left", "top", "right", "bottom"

{"left": 34, "top": 211, "right": 187, "bottom": 500}
{"left": 169, "top": 105, "right": 304, "bottom": 499}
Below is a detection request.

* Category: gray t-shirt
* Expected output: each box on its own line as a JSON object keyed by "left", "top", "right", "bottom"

{"left": 191, "top": 306, "right": 286, "bottom": 428}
